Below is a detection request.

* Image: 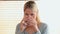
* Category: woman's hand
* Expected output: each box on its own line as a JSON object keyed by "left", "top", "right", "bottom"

{"left": 20, "top": 17, "right": 39, "bottom": 33}
{"left": 26, "top": 18, "right": 39, "bottom": 34}
{"left": 20, "top": 18, "right": 33, "bottom": 32}
{"left": 20, "top": 18, "right": 28, "bottom": 32}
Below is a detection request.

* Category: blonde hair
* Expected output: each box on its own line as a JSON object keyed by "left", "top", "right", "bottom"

{"left": 20, "top": 1, "right": 41, "bottom": 31}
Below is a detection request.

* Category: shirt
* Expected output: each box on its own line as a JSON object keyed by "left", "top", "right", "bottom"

{"left": 15, "top": 22, "right": 48, "bottom": 34}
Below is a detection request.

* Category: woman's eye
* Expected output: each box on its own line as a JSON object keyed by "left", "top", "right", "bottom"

{"left": 31, "top": 14, "right": 34, "bottom": 16}
{"left": 25, "top": 13, "right": 28, "bottom": 15}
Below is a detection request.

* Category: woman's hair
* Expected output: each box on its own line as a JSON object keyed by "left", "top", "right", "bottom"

{"left": 20, "top": 1, "right": 41, "bottom": 31}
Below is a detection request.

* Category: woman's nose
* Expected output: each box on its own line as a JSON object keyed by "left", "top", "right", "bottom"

{"left": 28, "top": 15, "right": 32, "bottom": 19}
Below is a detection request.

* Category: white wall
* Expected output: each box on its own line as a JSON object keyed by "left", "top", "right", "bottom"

{"left": 0, "top": 1, "right": 60, "bottom": 34}
{"left": 38, "top": 0, "right": 60, "bottom": 34}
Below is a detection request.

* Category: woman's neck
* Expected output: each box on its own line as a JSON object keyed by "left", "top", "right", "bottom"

{"left": 25, "top": 26, "right": 34, "bottom": 34}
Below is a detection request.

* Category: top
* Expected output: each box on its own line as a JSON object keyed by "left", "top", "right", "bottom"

{"left": 15, "top": 22, "right": 48, "bottom": 34}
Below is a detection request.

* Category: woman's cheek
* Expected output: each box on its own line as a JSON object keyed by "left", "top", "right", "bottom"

{"left": 24, "top": 15, "right": 28, "bottom": 18}
{"left": 32, "top": 15, "right": 36, "bottom": 19}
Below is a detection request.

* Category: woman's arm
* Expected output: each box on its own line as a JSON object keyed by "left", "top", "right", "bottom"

{"left": 35, "top": 30, "right": 41, "bottom": 34}
{"left": 41, "top": 23, "right": 48, "bottom": 34}
{"left": 35, "top": 23, "right": 48, "bottom": 34}
{"left": 42, "top": 25, "right": 48, "bottom": 34}
{"left": 15, "top": 23, "right": 24, "bottom": 34}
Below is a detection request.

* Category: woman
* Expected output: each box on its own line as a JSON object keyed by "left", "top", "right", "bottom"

{"left": 15, "top": 1, "right": 48, "bottom": 34}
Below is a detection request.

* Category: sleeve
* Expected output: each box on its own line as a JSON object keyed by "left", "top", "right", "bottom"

{"left": 15, "top": 23, "right": 24, "bottom": 34}
{"left": 35, "top": 23, "right": 48, "bottom": 34}
{"left": 42, "top": 24, "right": 48, "bottom": 34}
{"left": 35, "top": 31, "right": 41, "bottom": 34}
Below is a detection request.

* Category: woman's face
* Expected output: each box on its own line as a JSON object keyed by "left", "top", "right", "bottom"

{"left": 24, "top": 8, "right": 37, "bottom": 20}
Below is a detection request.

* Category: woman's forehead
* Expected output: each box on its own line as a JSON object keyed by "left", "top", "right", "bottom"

{"left": 24, "top": 8, "right": 37, "bottom": 13}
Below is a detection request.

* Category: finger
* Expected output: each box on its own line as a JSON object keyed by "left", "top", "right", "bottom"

{"left": 27, "top": 21, "right": 34, "bottom": 26}
{"left": 23, "top": 18, "right": 28, "bottom": 21}
{"left": 22, "top": 21, "right": 27, "bottom": 26}
{"left": 29, "top": 19, "right": 37, "bottom": 25}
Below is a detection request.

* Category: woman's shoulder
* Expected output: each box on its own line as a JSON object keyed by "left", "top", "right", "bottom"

{"left": 40, "top": 22, "right": 48, "bottom": 27}
{"left": 16, "top": 22, "right": 48, "bottom": 28}
{"left": 39, "top": 22, "right": 48, "bottom": 30}
{"left": 38, "top": 22, "right": 48, "bottom": 32}
{"left": 16, "top": 23, "right": 21, "bottom": 28}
